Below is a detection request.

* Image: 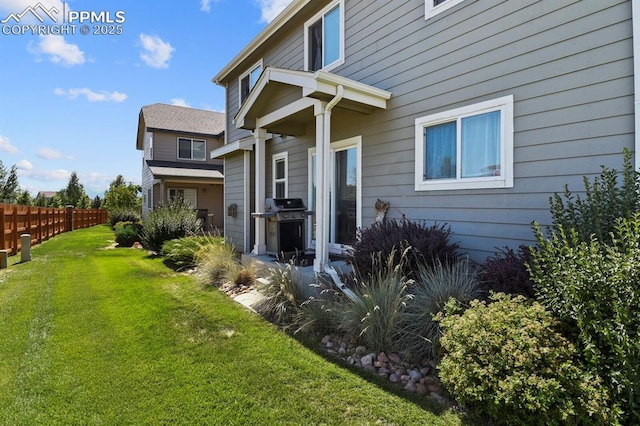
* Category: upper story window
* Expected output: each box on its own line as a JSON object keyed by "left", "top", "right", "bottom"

{"left": 178, "top": 137, "right": 206, "bottom": 161}
{"left": 425, "top": 0, "right": 465, "bottom": 19}
{"left": 239, "top": 61, "right": 263, "bottom": 105}
{"left": 305, "top": 0, "right": 344, "bottom": 72}
{"left": 273, "top": 152, "right": 288, "bottom": 198}
{"left": 414, "top": 95, "right": 514, "bottom": 191}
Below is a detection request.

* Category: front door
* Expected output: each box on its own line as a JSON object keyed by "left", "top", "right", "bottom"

{"left": 309, "top": 136, "right": 361, "bottom": 253}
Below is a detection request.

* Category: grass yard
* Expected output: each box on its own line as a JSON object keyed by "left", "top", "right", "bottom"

{"left": 0, "top": 225, "right": 462, "bottom": 425}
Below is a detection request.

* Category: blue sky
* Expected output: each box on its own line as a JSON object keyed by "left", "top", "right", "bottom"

{"left": 0, "top": 0, "right": 291, "bottom": 198}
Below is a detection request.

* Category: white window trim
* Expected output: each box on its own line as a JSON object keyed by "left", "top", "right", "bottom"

{"left": 303, "top": 0, "right": 345, "bottom": 72}
{"left": 307, "top": 136, "right": 362, "bottom": 252}
{"left": 414, "top": 95, "right": 514, "bottom": 191}
{"left": 238, "top": 59, "right": 263, "bottom": 106}
{"left": 177, "top": 137, "right": 207, "bottom": 161}
{"left": 425, "top": 0, "right": 465, "bottom": 20}
{"left": 272, "top": 151, "right": 288, "bottom": 198}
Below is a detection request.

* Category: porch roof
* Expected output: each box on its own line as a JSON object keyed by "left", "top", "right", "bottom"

{"left": 234, "top": 67, "right": 392, "bottom": 134}
{"left": 147, "top": 160, "right": 223, "bottom": 180}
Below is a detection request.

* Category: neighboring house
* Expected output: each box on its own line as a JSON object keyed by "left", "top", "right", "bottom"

{"left": 136, "top": 103, "right": 226, "bottom": 231}
{"left": 211, "top": 0, "right": 638, "bottom": 272}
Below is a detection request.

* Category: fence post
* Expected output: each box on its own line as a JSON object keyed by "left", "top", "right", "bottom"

{"left": 66, "top": 206, "right": 74, "bottom": 232}
{"left": 12, "top": 208, "right": 18, "bottom": 255}
{"left": 0, "top": 207, "right": 5, "bottom": 251}
{"left": 20, "top": 234, "right": 31, "bottom": 262}
{"left": 0, "top": 249, "right": 7, "bottom": 269}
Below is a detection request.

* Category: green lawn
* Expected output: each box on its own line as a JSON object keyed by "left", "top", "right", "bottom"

{"left": 0, "top": 225, "right": 463, "bottom": 425}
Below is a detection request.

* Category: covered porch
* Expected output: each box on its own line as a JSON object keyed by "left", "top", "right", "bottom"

{"left": 232, "top": 67, "right": 391, "bottom": 273}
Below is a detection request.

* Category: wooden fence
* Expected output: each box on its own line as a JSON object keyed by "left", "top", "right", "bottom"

{"left": 0, "top": 203, "right": 108, "bottom": 256}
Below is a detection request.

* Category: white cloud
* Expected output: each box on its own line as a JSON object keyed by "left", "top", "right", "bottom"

{"left": 37, "top": 146, "right": 62, "bottom": 160}
{"left": 138, "top": 34, "right": 174, "bottom": 69}
{"left": 170, "top": 98, "right": 190, "bottom": 107}
{"left": 0, "top": 135, "right": 18, "bottom": 154}
{"left": 200, "top": 0, "right": 212, "bottom": 12}
{"left": 18, "top": 168, "right": 70, "bottom": 181}
{"left": 28, "top": 35, "right": 85, "bottom": 66}
{"left": 16, "top": 159, "right": 33, "bottom": 170}
{"left": 54, "top": 88, "right": 127, "bottom": 103}
{"left": 256, "top": 0, "right": 291, "bottom": 23}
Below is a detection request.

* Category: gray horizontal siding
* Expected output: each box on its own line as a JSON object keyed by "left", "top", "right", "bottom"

{"left": 218, "top": 0, "right": 634, "bottom": 258}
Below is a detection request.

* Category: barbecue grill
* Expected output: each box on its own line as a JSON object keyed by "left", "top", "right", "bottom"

{"left": 256, "top": 198, "right": 308, "bottom": 255}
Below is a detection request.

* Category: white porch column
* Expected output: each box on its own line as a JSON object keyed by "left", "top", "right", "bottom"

{"left": 253, "top": 128, "right": 267, "bottom": 255}
{"left": 314, "top": 102, "right": 329, "bottom": 272}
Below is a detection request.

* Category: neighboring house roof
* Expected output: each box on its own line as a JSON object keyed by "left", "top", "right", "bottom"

{"left": 136, "top": 103, "right": 225, "bottom": 150}
{"left": 37, "top": 191, "right": 57, "bottom": 199}
{"left": 145, "top": 160, "right": 224, "bottom": 180}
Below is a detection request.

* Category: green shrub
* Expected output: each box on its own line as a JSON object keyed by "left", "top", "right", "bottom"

{"left": 161, "top": 235, "right": 223, "bottom": 269}
{"left": 438, "top": 294, "right": 619, "bottom": 425}
{"left": 350, "top": 220, "right": 459, "bottom": 280}
{"left": 336, "top": 250, "right": 412, "bottom": 352}
{"left": 398, "top": 258, "right": 482, "bottom": 362}
{"left": 114, "top": 221, "right": 142, "bottom": 247}
{"left": 529, "top": 216, "right": 640, "bottom": 423}
{"left": 195, "top": 240, "right": 240, "bottom": 287}
{"left": 108, "top": 208, "right": 141, "bottom": 229}
{"left": 549, "top": 147, "right": 640, "bottom": 245}
{"left": 140, "top": 199, "right": 201, "bottom": 252}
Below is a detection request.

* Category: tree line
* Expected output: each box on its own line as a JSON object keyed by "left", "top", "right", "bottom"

{"left": 0, "top": 160, "right": 141, "bottom": 211}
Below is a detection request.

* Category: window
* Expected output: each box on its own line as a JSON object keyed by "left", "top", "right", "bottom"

{"left": 305, "top": 0, "right": 344, "bottom": 72}
{"left": 272, "top": 152, "right": 288, "bottom": 198}
{"left": 147, "top": 188, "right": 151, "bottom": 209}
{"left": 168, "top": 188, "right": 197, "bottom": 207}
{"left": 239, "top": 61, "right": 263, "bottom": 104}
{"left": 177, "top": 138, "right": 206, "bottom": 161}
{"left": 425, "top": 0, "right": 465, "bottom": 19}
{"left": 414, "top": 95, "right": 514, "bottom": 191}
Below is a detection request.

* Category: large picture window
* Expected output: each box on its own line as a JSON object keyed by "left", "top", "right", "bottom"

{"left": 305, "top": 0, "right": 344, "bottom": 72}
{"left": 415, "top": 95, "right": 514, "bottom": 191}
{"left": 178, "top": 138, "right": 206, "bottom": 161}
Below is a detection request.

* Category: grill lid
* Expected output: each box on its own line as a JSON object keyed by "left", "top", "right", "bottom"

{"left": 265, "top": 198, "right": 306, "bottom": 212}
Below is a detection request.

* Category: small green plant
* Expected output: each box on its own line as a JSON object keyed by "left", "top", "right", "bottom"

{"left": 254, "top": 262, "right": 306, "bottom": 327}
{"left": 195, "top": 240, "right": 241, "bottom": 287}
{"left": 350, "top": 220, "right": 459, "bottom": 280}
{"left": 108, "top": 208, "right": 141, "bottom": 229}
{"left": 438, "top": 294, "right": 619, "bottom": 425}
{"left": 549, "top": 147, "right": 640, "bottom": 245}
{"left": 140, "top": 199, "right": 201, "bottom": 252}
{"left": 398, "top": 258, "right": 482, "bottom": 362}
{"left": 336, "top": 250, "right": 413, "bottom": 352}
{"left": 529, "top": 216, "right": 640, "bottom": 424}
{"left": 114, "top": 221, "right": 142, "bottom": 247}
{"left": 161, "top": 235, "right": 223, "bottom": 269}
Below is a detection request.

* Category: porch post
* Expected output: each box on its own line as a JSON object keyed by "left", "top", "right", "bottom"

{"left": 253, "top": 128, "right": 267, "bottom": 255}
{"left": 314, "top": 102, "right": 329, "bottom": 272}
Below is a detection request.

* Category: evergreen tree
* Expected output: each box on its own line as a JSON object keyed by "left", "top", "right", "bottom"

{"left": 16, "top": 190, "right": 33, "bottom": 206}
{"left": 60, "top": 172, "right": 89, "bottom": 207}
{"left": 0, "top": 161, "right": 20, "bottom": 203}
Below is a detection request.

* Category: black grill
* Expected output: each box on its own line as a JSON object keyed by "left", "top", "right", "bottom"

{"left": 264, "top": 198, "right": 307, "bottom": 255}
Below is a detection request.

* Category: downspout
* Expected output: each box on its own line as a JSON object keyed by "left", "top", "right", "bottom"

{"left": 319, "top": 85, "right": 359, "bottom": 303}
{"left": 633, "top": 0, "right": 640, "bottom": 170}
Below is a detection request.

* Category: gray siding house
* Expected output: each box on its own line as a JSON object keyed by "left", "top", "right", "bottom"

{"left": 137, "top": 103, "right": 226, "bottom": 231}
{"left": 211, "top": 0, "right": 640, "bottom": 272}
